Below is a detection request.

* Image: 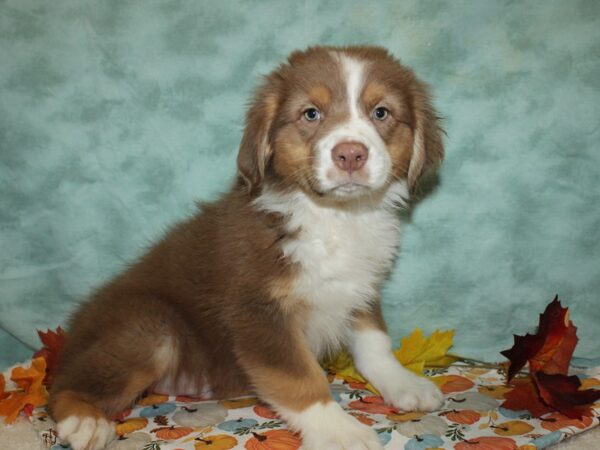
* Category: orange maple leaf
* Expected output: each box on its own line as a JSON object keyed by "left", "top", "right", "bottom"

{"left": 501, "top": 296, "right": 600, "bottom": 419}
{"left": 501, "top": 296, "right": 577, "bottom": 381}
{"left": 0, "top": 357, "right": 49, "bottom": 424}
{"left": 33, "top": 326, "right": 66, "bottom": 386}
{"left": 501, "top": 377, "right": 553, "bottom": 418}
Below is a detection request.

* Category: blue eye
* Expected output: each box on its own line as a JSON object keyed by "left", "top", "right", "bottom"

{"left": 303, "top": 108, "right": 321, "bottom": 122}
{"left": 372, "top": 106, "right": 389, "bottom": 121}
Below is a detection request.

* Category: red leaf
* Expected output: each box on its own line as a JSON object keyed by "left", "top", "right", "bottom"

{"left": 33, "top": 327, "right": 66, "bottom": 386}
{"left": 534, "top": 372, "right": 600, "bottom": 419}
{"left": 501, "top": 378, "right": 553, "bottom": 418}
{"left": 500, "top": 296, "right": 600, "bottom": 419}
{"left": 501, "top": 296, "right": 577, "bottom": 381}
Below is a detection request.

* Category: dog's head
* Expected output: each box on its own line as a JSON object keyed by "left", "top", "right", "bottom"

{"left": 237, "top": 46, "right": 444, "bottom": 201}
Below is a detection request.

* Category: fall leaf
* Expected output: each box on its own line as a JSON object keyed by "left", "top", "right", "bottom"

{"left": 33, "top": 327, "right": 66, "bottom": 386}
{"left": 394, "top": 328, "right": 458, "bottom": 374}
{"left": 500, "top": 295, "right": 600, "bottom": 419}
{"left": 326, "top": 351, "right": 379, "bottom": 395}
{"left": 533, "top": 372, "right": 600, "bottom": 419}
{"left": 0, "top": 357, "right": 49, "bottom": 423}
{"left": 326, "top": 328, "right": 456, "bottom": 395}
{"left": 501, "top": 296, "right": 577, "bottom": 381}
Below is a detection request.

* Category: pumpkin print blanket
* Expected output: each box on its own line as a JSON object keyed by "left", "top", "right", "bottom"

{"left": 23, "top": 363, "right": 600, "bottom": 450}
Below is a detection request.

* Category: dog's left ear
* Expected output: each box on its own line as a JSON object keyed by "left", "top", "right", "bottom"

{"left": 237, "top": 76, "right": 281, "bottom": 193}
{"left": 407, "top": 80, "right": 445, "bottom": 192}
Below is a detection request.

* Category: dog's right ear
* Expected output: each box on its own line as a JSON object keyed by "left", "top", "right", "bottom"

{"left": 237, "top": 76, "right": 281, "bottom": 193}
{"left": 406, "top": 78, "right": 445, "bottom": 193}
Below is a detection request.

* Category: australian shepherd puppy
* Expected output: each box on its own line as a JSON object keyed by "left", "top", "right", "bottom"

{"left": 49, "top": 45, "right": 445, "bottom": 450}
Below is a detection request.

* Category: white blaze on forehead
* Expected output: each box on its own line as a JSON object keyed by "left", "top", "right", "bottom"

{"left": 340, "top": 54, "right": 366, "bottom": 120}
{"left": 313, "top": 51, "right": 392, "bottom": 196}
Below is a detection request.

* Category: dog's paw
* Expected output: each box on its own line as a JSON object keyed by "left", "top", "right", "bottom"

{"left": 383, "top": 373, "right": 444, "bottom": 412}
{"left": 56, "top": 415, "right": 115, "bottom": 450}
{"left": 284, "top": 401, "right": 383, "bottom": 450}
{"left": 302, "top": 415, "right": 382, "bottom": 450}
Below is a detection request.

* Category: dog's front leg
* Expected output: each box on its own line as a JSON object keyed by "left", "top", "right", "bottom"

{"left": 232, "top": 303, "right": 383, "bottom": 450}
{"left": 350, "top": 305, "right": 444, "bottom": 412}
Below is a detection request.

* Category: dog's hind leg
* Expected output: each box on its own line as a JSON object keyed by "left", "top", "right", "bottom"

{"left": 49, "top": 304, "right": 181, "bottom": 450}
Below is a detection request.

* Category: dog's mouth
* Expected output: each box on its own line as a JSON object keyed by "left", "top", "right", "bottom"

{"left": 310, "top": 181, "right": 373, "bottom": 200}
{"left": 329, "top": 182, "right": 370, "bottom": 195}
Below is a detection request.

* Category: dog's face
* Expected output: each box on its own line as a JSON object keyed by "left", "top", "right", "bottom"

{"left": 237, "top": 46, "right": 443, "bottom": 200}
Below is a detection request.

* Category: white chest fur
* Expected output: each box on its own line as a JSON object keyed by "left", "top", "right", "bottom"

{"left": 254, "top": 184, "right": 407, "bottom": 358}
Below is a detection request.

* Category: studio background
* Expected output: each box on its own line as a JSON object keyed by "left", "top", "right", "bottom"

{"left": 1, "top": 0, "right": 599, "bottom": 370}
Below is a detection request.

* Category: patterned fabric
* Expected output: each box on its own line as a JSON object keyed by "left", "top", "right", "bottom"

{"left": 26, "top": 364, "right": 599, "bottom": 450}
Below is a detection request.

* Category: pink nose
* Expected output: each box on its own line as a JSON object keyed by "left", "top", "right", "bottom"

{"left": 331, "top": 142, "right": 369, "bottom": 173}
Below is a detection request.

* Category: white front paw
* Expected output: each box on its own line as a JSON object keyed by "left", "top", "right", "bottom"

{"left": 284, "top": 401, "right": 383, "bottom": 450}
{"left": 56, "top": 415, "right": 116, "bottom": 450}
{"left": 382, "top": 373, "right": 444, "bottom": 412}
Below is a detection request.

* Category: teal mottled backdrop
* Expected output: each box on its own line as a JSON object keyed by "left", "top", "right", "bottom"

{"left": 1, "top": 0, "right": 599, "bottom": 369}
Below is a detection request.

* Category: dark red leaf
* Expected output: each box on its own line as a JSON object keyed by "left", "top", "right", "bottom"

{"left": 534, "top": 372, "right": 600, "bottom": 419}
{"left": 501, "top": 296, "right": 600, "bottom": 418}
{"left": 501, "top": 377, "right": 553, "bottom": 418}
{"left": 501, "top": 333, "right": 545, "bottom": 382}
{"left": 33, "top": 327, "right": 66, "bottom": 386}
{"left": 501, "top": 296, "right": 577, "bottom": 381}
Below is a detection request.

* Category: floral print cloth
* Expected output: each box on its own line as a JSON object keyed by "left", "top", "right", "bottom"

{"left": 25, "top": 364, "right": 600, "bottom": 450}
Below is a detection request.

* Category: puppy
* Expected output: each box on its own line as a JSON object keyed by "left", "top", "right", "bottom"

{"left": 49, "top": 45, "right": 445, "bottom": 450}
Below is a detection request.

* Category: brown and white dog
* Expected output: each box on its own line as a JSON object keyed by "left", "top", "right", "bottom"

{"left": 49, "top": 45, "right": 444, "bottom": 450}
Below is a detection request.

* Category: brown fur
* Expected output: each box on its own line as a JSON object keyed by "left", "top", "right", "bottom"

{"left": 49, "top": 45, "right": 443, "bottom": 432}
{"left": 51, "top": 391, "right": 105, "bottom": 424}
{"left": 50, "top": 188, "right": 295, "bottom": 417}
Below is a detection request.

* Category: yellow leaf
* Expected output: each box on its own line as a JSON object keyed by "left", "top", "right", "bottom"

{"left": 394, "top": 329, "right": 457, "bottom": 374}
{"left": 326, "top": 352, "right": 379, "bottom": 395}
{"left": 429, "top": 355, "right": 461, "bottom": 367}
{"left": 404, "top": 361, "right": 425, "bottom": 374}
{"left": 325, "top": 328, "right": 456, "bottom": 394}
